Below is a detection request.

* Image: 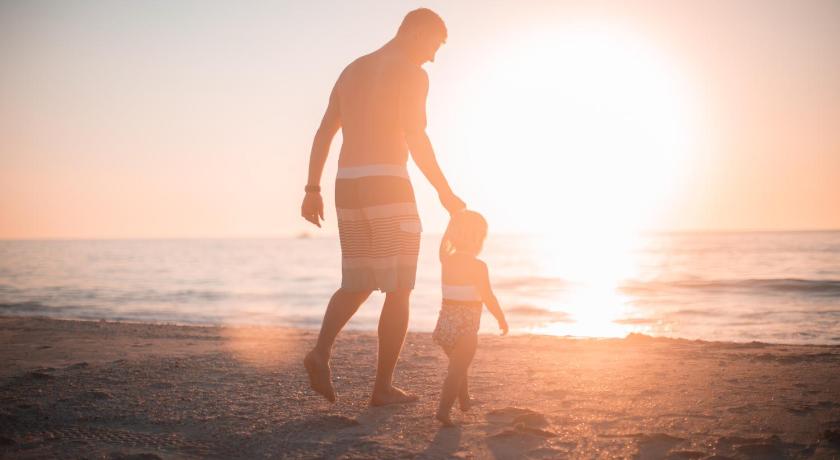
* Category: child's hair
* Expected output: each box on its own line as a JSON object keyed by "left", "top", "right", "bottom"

{"left": 439, "top": 210, "right": 488, "bottom": 262}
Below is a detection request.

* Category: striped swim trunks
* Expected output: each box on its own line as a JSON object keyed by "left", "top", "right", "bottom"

{"left": 335, "top": 164, "right": 422, "bottom": 292}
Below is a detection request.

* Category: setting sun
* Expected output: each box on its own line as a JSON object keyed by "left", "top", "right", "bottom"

{"left": 456, "top": 21, "right": 701, "bottom": 238}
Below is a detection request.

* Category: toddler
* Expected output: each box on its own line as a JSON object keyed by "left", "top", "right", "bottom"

{"left": 432, "top": 210, "right": 508, "bottom": 426}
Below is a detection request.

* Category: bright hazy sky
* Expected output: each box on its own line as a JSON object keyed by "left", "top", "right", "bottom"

{"left": 1, "top": 0, "right": 839, "bottom": 239}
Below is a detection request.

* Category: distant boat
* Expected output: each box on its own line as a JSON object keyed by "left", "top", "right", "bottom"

{"left": 296, "top": 231, "right": 312, "bottom": 239}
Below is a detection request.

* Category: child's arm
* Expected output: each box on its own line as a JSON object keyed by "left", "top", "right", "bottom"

{"left": 476, "top": 261, "right": 508, "bottom": 335}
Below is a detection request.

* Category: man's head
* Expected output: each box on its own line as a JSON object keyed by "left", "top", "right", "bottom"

{"left": 396, "top": 8, "right": 447, "bottom": 65}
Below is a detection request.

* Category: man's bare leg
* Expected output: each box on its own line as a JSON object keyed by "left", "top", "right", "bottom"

{"left": 370, "top": 289, "right": 417, "bottom": 406}
{"left": 304, "top": 288, "right": 372, "bottom": 402}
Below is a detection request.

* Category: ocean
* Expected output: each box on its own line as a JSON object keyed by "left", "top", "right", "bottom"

{"left": 1, "top": 231, "right": 838, "bottom": 344}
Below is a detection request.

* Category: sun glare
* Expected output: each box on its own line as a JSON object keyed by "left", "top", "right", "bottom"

{"left": 458, "top": 21, "right": 700, "bottom": 237}
{"left": 456, "top": 21, "right": 702, "bottom": 337}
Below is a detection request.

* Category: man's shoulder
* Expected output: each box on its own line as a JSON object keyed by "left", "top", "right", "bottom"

{"left": 377, "top": 52, "right": 428, "bottom": 84}
{"left": 340, "top": 54, "right": 370, "bottom": 79}
{"left": 340, "top": 51, "right": 427, "bottom": 91}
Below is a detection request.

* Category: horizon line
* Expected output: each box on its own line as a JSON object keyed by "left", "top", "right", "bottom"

{"left": 2, "top": 227, "right": 840, "bottom": 242}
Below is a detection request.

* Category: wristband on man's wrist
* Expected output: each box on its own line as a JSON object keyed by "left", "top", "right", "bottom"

{"left": 305, "top": 185, "right": 321, "bottom": 193}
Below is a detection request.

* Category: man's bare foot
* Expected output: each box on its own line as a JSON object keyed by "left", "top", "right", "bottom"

{"left": 458, "top": 394, "right": 472, "bottom": 412}
{"left": 436, "top": 410, "right": 456, "bottom": 427}
{"left": 303, "top": 350, "right": 336, "bottom": 402}
{"left": 370, "top": 386, "right": 419, "bottom": 407}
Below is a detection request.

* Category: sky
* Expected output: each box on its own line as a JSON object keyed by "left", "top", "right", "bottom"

{"left": 1, "top": 0, "right": 839, "bottom": 239}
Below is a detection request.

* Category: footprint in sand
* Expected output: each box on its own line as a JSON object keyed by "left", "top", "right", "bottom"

{"left": 486, "top": 407, "right": 542, "bottom": 424}
{"left": 634, "top": 433, "right": 687, "bottom": 459}
{"left": 512, "top": 412, "right": 549, "bottom": 428}
{"left": 486, "top": 425, "right": 557, "bottom": 459}
{"left": 486, "top": 407, "right": 557, "bottom": 435}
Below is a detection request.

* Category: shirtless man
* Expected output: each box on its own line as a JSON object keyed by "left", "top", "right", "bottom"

{"left": 301, "top": 8, "right": 465, "bottom": 406}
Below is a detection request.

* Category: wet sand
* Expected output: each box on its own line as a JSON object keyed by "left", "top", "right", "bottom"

{"left": 1, "top": 315, "right": 839, "bottom": 459}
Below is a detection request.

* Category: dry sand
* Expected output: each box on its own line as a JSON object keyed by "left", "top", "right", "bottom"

{"left": 1, "top": 315, "right": 839, "bottom": 459}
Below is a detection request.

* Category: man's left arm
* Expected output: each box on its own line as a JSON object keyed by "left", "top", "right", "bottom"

{"left": 401, "top": 68, "right": 465, "bottom": 214}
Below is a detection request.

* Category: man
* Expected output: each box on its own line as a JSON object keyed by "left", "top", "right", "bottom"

{"left": 300, "top": 8, "right": 465, "bottom": 406}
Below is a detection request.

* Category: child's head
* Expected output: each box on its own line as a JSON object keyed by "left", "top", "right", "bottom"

{"left": 439, "top": 210, "right": 488, "bottom": 261}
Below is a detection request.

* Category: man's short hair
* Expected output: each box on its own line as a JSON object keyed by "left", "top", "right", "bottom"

{"left": 397, "top": 8, "right": 447, "bottom": 41}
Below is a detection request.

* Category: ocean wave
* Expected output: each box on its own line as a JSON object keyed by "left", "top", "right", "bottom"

{"left": 621, "top": 278, "right": 840, "bottom": 297}
{"left": 0, "top": 301, "right": 326, "bottom": 327}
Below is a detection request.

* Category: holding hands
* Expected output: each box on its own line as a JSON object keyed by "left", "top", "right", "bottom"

{"left": 439, "top": 190, "right": 466, "bottom": 215}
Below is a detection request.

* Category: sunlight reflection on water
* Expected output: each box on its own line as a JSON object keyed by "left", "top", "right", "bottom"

{"left": 1, "top": 232, "right": 839, "bottom": 344}
{"left": 519, "top": 231, "right": 650, "bottom": 338}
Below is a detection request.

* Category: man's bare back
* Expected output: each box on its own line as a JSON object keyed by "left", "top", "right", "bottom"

{"left": 333, "top": 50, "right": 428, "bottom": 167}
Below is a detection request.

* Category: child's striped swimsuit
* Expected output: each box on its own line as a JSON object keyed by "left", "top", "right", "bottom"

{"left": 432, "top": 284, "right": 482, "bottom": 353}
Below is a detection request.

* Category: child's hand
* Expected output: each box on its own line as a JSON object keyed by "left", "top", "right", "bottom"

{"left": 498, "top": 317, "right": 509, "bottom": 336}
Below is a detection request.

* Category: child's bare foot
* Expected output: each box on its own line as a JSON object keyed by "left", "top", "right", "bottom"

{"left": 303, "top": 350, "right": 336, "bottom": 402}
{"left": 436, "top": 410, "right": 456, "bottom": 427}
{"left": 370, "top": 386, "right": 419, "bottom": 407}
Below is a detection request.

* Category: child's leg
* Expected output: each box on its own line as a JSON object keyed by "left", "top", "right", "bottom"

{"left": 437, "top": 335, "right": 478, "bottom": 425}
{"left": 458, "top": 375, "right": 471, "bottom": 411}
{"left": 459, "top": 337, "right": 477, "bottom": 410}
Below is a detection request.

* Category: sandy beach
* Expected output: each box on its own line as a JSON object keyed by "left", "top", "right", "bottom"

{"left": 1, "top": 316, "right": 839, "bottom": 459}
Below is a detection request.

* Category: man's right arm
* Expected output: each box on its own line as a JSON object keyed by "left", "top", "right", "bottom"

{"left": 301, "top": 80, "right": 341, "bottom": 227}
{"left": 401, "top": 68, "right": 465, "bottom": 214}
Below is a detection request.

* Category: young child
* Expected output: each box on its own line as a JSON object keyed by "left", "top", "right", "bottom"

{"left": 433, "top": 210, "right": 508, "bottom": 426}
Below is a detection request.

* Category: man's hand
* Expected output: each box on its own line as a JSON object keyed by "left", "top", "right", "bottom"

{"left": 498, "top": 316, "right": 509, "bottom": 336}
{"left": 439, "top": 191, "right": 466, "bottom": 215}
{"left": 301, "top": 192, "right": 325, "bottom": 228}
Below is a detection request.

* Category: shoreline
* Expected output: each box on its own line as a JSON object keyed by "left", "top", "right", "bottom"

{"left": 2, "top": 315, "right": 840, "bottom": 458}
{"left": 1, "top": 311, "right": 837, "bottom": 348}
